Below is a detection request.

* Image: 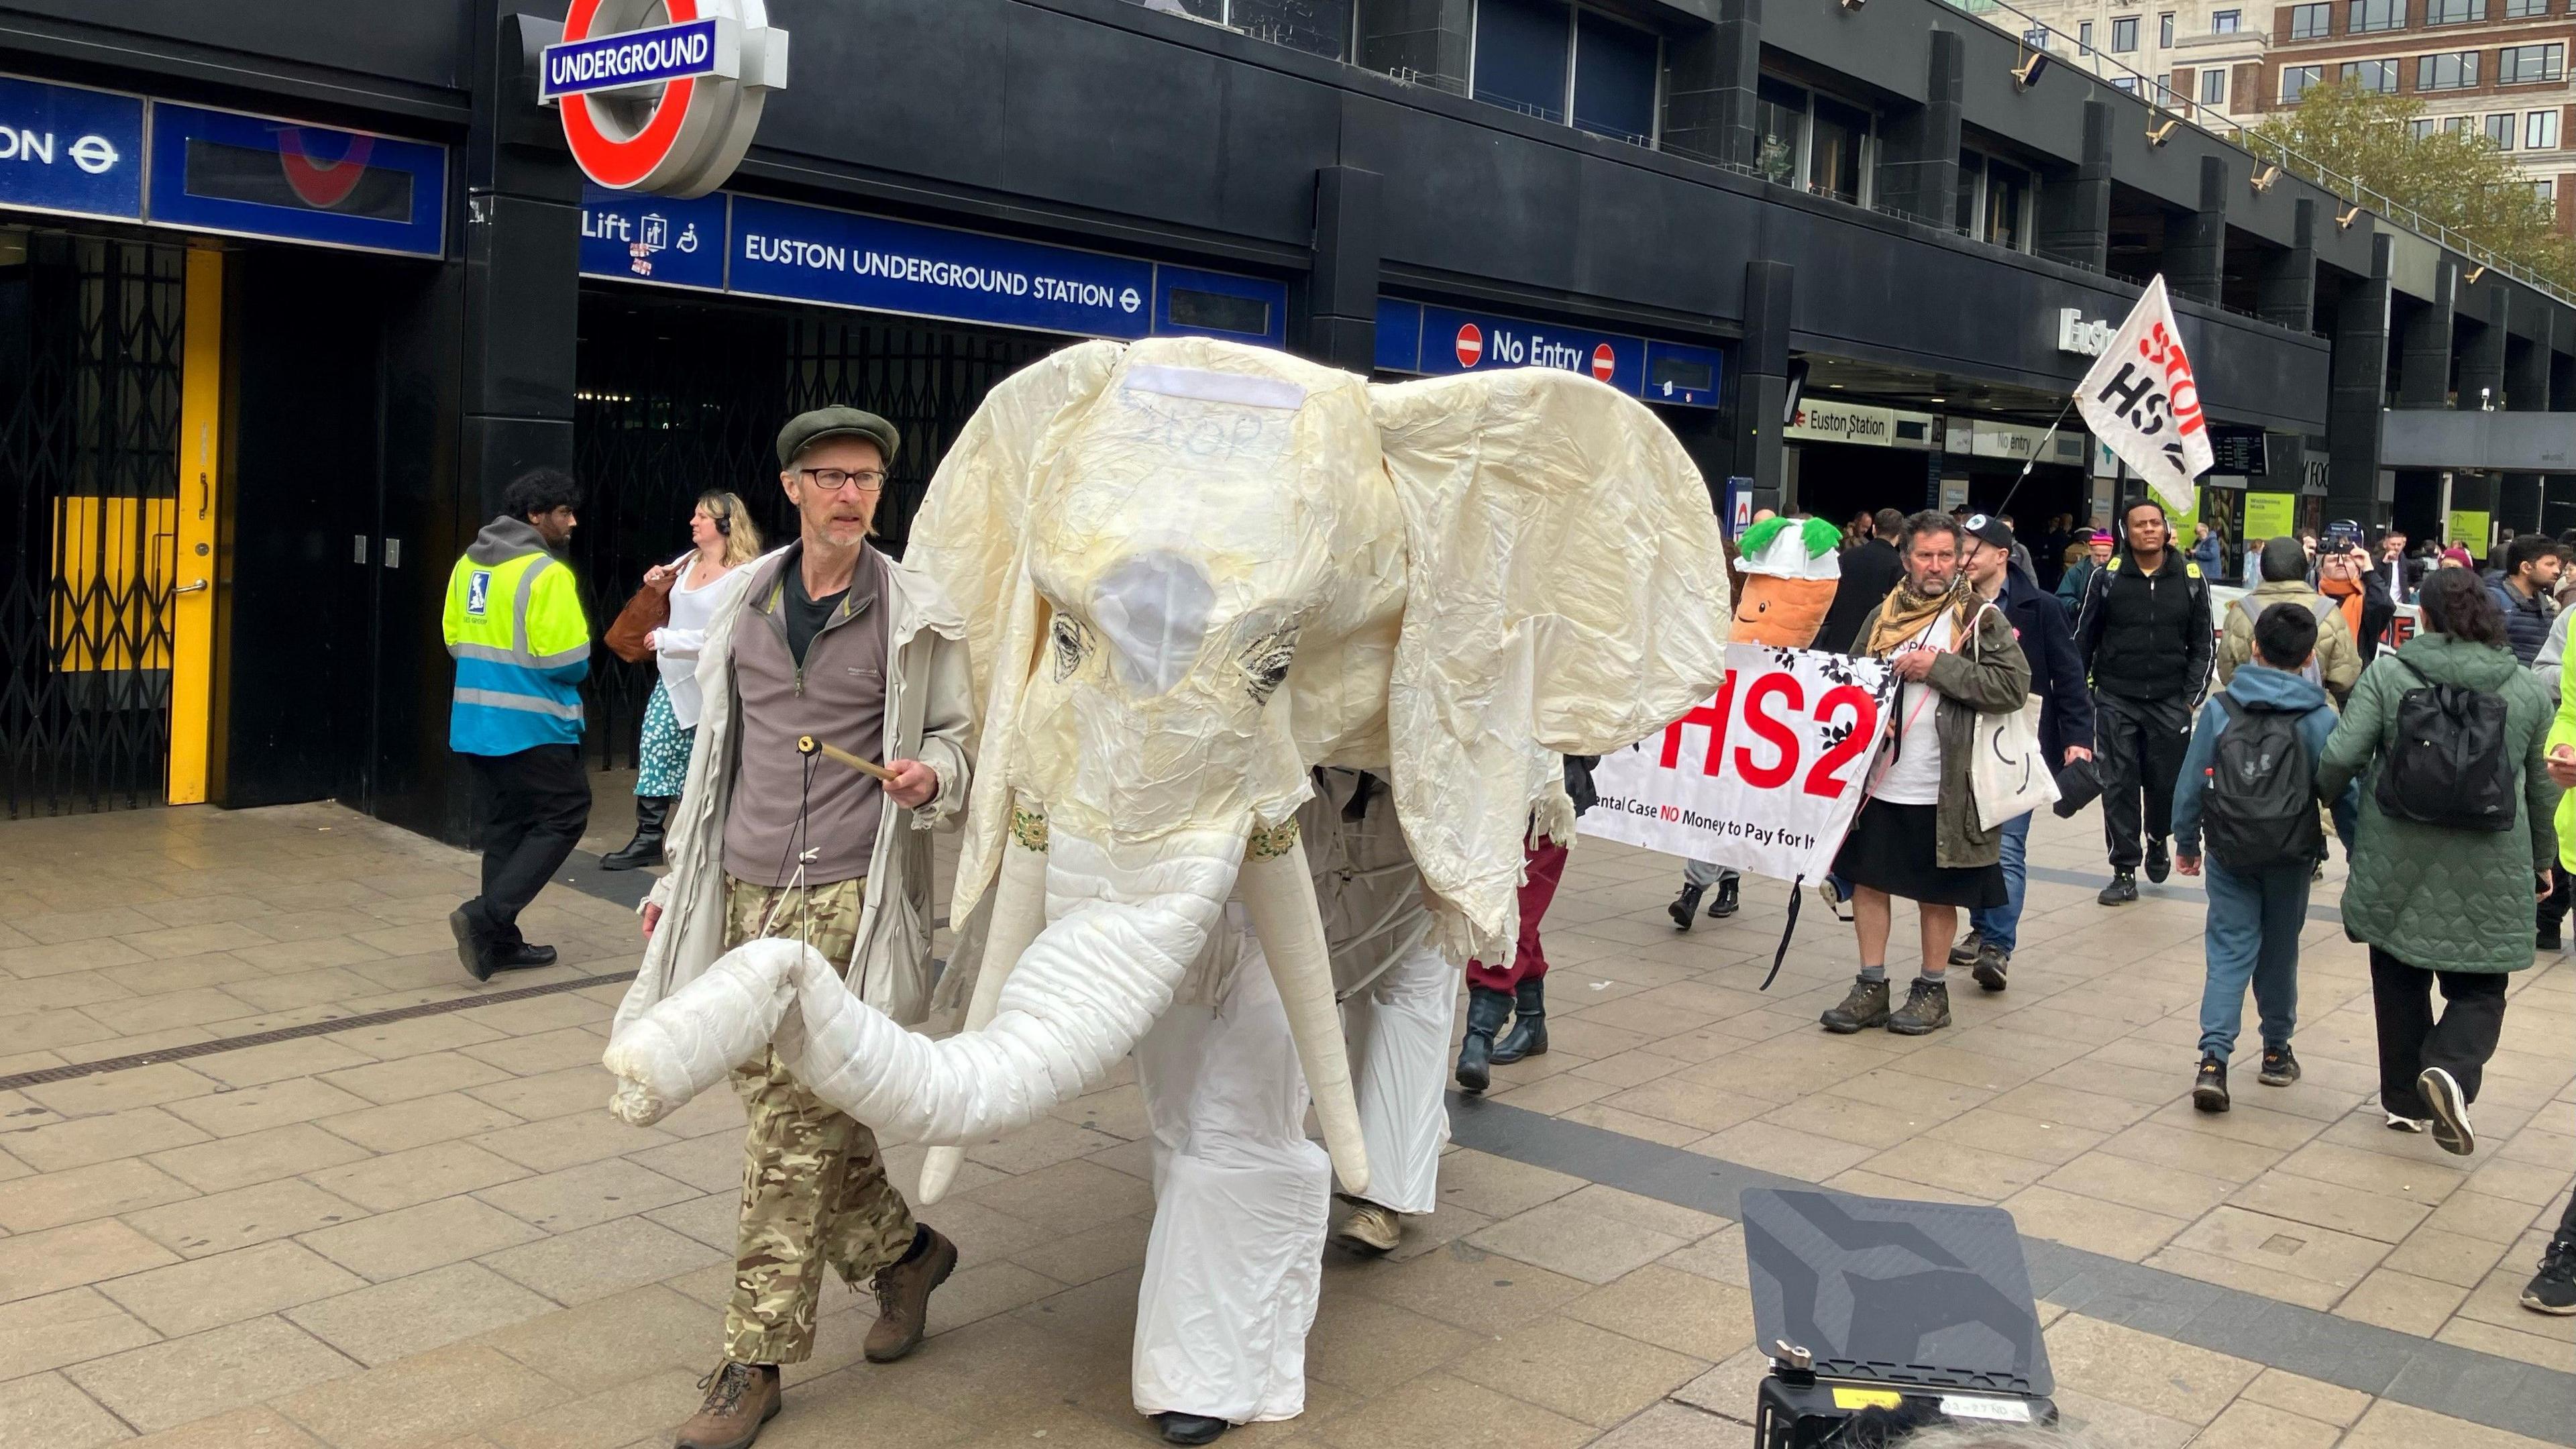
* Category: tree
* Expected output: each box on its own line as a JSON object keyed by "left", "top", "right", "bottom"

{"left": 2247, "top": 80, "right": 2573, "bottom": 291}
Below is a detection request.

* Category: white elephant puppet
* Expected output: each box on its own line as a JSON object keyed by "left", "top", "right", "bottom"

{"left": 602, "top": 335, "right": 1731, "bottom": 1202}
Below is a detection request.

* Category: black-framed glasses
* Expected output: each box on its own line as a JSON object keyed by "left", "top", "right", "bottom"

{"left": 800, "top": 468, "right": 886, "bottom": 494}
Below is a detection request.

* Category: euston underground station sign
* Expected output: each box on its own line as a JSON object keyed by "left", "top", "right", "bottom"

{"left": 1374, "top": 299, "right": 1722, "bottom": 409}
{"left": 543, "top": 0, "right": 788, "bottom": 199}
{"left": 0, "top": 74, "right": 144, "bottom": 222}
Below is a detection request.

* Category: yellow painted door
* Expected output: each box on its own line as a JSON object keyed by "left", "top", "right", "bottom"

{"left": 167, "top": 246, "right": 223, "bottom": 805}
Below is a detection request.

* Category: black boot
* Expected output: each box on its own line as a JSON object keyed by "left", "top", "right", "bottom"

{"left": 602, "top": 796, "right": 673, "bottom": 871}
{"left": 1455, "top": 985, "right": 1513, "bottom": 1093}
{"left": 1708, "top": 875, "right": 1739, "bottom": 918}
{"left": 1155, "top": 1413, "right": 1228, "bottom": 1445}
{"left": 1491, "top": 979, "right": 1548, "bottom": 1065}
{"left": 1668, "top": 883, "right": 1704, "bottom": 931}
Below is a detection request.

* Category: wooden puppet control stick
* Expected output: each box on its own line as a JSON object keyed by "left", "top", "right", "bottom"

{"left": 796, "top": 735, "right": 898, "bottom": 784}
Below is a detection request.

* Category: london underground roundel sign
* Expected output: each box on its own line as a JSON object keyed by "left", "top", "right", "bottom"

{"left": 541, "top": 0, "right": 789, "bottom": 199}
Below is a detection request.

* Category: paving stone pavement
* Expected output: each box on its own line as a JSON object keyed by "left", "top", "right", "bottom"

{"left": 2, "top": 797, "right": 2573, "bottom": 1448}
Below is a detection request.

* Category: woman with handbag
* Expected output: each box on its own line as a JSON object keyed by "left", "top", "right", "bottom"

{"left": 2316, "top": 568, "right": 2559, "bottom": 1155}
{"left": 601, "top": 492, "right": 762, "bottom": 869}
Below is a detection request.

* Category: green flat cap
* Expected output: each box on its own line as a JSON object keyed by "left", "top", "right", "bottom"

{"left": 776, "top": 406, "right": 900, "bottom": 469}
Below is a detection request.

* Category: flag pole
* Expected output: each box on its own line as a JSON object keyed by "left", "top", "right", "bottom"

{"left": 1991, "top": 390, "right": 2082, "bottom": 522}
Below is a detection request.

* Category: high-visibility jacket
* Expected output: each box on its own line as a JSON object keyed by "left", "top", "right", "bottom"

{"left": 443, "top": 515, "right": 590, "bottom": 755}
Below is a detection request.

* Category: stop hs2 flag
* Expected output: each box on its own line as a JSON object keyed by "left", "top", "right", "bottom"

{"left": 1580, "top": 645, "right": 1898, "bottom": 882}
{"left": 2074, "top": 276, "right": 2215, "bottom": 515}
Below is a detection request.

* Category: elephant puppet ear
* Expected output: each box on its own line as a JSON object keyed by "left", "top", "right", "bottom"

{"left": 1368, "top": 369, "right": 1731, "bottom": 965}
{"left": 908, "top": 339, "right": 1125, "bottom": 922}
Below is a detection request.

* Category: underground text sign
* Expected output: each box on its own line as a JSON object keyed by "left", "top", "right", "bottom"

{"left": 1580, "top": 645, "right": 1896, "bottom": 881}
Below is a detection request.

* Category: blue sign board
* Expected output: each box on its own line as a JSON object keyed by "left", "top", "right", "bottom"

{"left": 580, "top": 184, "right": 727, "bottom": 290}
{"left": 148, "top": 103, "right": 446, "bottom": 257}
{"left": 542, "top": 19, "right": 724, "bottom": 101}
{"left": 730, "top": 195, "right": 1157, "bottom": 339}
{"left": 1375, "top": 300, "right": 1721, "bottom": 409}
{"left": 1644, "top": 340, "right": 1725, "bottom": 409}
{"left": 0, "top": 75, "right": 145, "bottom": 222}
{"left": 1373, "top": 297, "right": 1423, "bottom": 376}
{"left": 1154, "top": 264, "right": 1288, "bottom": 348}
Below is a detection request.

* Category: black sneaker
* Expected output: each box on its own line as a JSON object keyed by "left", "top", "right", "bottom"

{"left": 1947, "top": 930, "right": 1984, "bottom": 967}
{"left": 2522, "top": 1241, "right": 2576, "bottom": 1316}
{"left": 2193, "top": 1055, "right": 2231, "bottom": 1113}
{"left": 1821, "top": 976, "right": 1892, "bottom": 1034}
{"left": 2257, "top": 1044, "right": 2300, "bottom": 1087}
{"left": 1668, "top": 883, "right": 1704, "bottom": 932}
{"left": 2098, "top": 871, "right": 2139, "bottom": 906}
{"left": 2419, "top": 1067, "right": 2476, "bottom": 1155}
{"left": 1886, "top": 978, "right": 1951, "bottom": 1036}
{"left": 2540, "top": 924, "right": 2564, "bottom": 953}
{"left": 1972, "top": 942, "right": 2009, "bottom": 993}
{"left": 1709, "top": 875, "right": 1739, "bottom": 918}
{"left": 2145, "top": 839, "right": 2171, "bottom": 884}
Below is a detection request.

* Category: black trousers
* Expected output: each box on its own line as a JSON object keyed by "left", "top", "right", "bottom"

{"left": 464, "top": 744, "right": 592, "bottom": 945}
{"left": 2540, "top": 867, "right": 2573, "bottom": 932}
{"left": 2369, "top": 946, "right": 2508, "bottom": 1120}
{"left": 2094, "top": 690, "right": 2193, "bottom": 870}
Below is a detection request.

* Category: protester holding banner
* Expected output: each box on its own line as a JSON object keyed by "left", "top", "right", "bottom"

{"left": 1947, "top": 514, "right": 2091, "bottom": 992}
{"left": 1819, "top": 512, "right": 2031, "bottom": 1037}
{"left": 2075, "top": 499, "right": 2212, "bottom": 905}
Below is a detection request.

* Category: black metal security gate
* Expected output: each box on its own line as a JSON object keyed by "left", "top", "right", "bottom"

{"left": 0, "top": 232, "right": 185, "bottom": 818}
{"left": 572, "top": 289, "right": 1055, "bottom": 769}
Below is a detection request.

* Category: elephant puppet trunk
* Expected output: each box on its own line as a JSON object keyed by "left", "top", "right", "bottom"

{"left": 601, "top": 826, "right": 1241, "bottom": 1150}
{"left": 1236, "top": 828, "right": 1372, "bottom": 1198}
{"left": 914, "top": 826, "right": 1049, "bottom": 1204}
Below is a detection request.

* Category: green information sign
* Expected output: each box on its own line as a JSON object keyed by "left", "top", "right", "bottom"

{"left": 2449, "top": 509, "right": 2493, "bottom": 557}
{"left": 2243, "top": 492, "right": 2298, "bottom": 541}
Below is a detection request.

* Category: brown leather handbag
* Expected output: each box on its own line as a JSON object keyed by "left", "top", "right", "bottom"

{"left": 604, "top": 553, "right": 690, "bottom": 663}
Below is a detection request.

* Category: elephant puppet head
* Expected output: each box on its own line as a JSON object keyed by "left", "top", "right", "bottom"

{"left": 602, "top": 337, "right": 1730, "bottom": 1205}
{"left": 1729, "top": 516, "right": 1841, "bottom": 649}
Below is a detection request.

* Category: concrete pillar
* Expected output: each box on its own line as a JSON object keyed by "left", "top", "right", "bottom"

{"left": 2396, "top": 260, "right": 2459, "bottom": 410}
{"left": 2502, "top": 308, "right": 2552, "bottom": 535}
{"left": 2167, "top": 155, "right": 2228, "bottom": 306}
{"left": 1305, "top": 166, "right": 1381, "bottom": 373}
{"left": 1661, "top": 0, "right": 1760, "bottom": 170}
{"left": 1733, "top": 260, "right": 1794, "bottom": 515}
{"left": 2257, "top": 199, "right": 2316, "bottom": 333}
{"left": 2037, "top": 101, "right": 2111, "bottom": 272}
{"left": 1877, "top": 31, "right": 1964, "bottom": 226}
{"left": 2327, "top": 234, "right": 2393, "bottom": 529}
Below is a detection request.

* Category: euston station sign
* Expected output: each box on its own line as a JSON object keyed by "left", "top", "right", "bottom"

{"left": 0, "top": 74, "right": 144, "bottom": 222}
{"left": 1373, "top": 299, "right": 1723, "bottom": 409}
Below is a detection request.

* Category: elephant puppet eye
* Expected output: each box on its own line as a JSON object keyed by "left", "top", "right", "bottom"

{"left": 1236, "top": 623, "right": 1298, "bottom": 705}
{"left": 1050, "top": 614, "right": 1095, "bottom": 683}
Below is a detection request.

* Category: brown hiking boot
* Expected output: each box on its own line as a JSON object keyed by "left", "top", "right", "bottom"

{"left": 863, "top": 1226, "right": 957, "bottom": 1363}
{"left": 676, "top": 1362, "right": 779, "bottom": 1449}
{"left": 1887, "top": 978, "right": 1952, "bottom": 1036}
{"left": 1821, "top": 975, "right": 1891, "bottom": 1033}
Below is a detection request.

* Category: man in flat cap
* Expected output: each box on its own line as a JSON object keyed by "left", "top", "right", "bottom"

{"left": 639, "top": 407, "right": 976, "bottom": 1449}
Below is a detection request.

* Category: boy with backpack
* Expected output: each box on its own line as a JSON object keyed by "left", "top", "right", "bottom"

{"left": 2171, "top": 604, "right": 2359, "bottom": 1112}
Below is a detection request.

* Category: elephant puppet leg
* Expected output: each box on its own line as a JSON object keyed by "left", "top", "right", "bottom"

{"left": 1345, "top": 941, "right": 1456, "bottom": 1217}
{"left": 1132, "top": 926, "right": 1330, "bottom": 1427}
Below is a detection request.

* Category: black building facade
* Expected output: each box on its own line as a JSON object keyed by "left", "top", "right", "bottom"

{"left": 3, "top": 0, "right": 2571, "bottom": 836}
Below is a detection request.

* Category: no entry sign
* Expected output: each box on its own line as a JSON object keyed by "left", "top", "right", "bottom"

{"left": 543, "top": 0, "right": 789, "bottom": 199}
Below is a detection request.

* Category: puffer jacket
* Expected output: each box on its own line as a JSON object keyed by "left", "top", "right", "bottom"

{"left": 2493, "top": 580, "right": 2556, "bottom": 665}
{"left": 1852, "top": 597, "right": 2034, "bottom": 867}
{"left": 2317, "top": 633, "right": 2559, "bottom": 973}
{"left": 2215, "top": 580, "right": 2362, "bottom": 707}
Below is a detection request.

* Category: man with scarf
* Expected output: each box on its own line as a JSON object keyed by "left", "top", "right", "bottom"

{"left": 1820, "top": 511, "right": 2031, "bottom": 1037}
{"left": 2075, "top": 499, "right": 2212, "bottom": 904}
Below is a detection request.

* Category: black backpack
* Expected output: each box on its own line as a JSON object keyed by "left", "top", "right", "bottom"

{"left": 2373, "top": 657, "right": 2516, "bottom": 833}
{"left": 2203, "top": 697, "right": 2325, "bottom": 870}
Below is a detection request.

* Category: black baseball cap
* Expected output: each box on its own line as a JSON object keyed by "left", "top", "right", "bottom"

{"left": 776, "top": 407, "right": 900, "bottom": 470}
{"left": 1964, "top": 513, "right": 2014, "bottom": 552}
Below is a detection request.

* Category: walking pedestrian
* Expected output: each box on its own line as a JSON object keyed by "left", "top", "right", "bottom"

{"left": 443, "top": 467, "right": 594, "bottom": 982}
{"left": 2216, "top": 537, "right": 2360, "bottom": 706}
{"left": 2055, "top": 529, "right": 2113, "bottom": 618}
{"left": 1456, "top": 755, "right": 1597, "bottom": 1090}
{"left": 632, "top": 407, "right": 975, "bottom": 1449}
{"left": 1819, "top": 511, "right": 2030, "bottom": 1036}
{"left": 2316, "top": 569, "right": 2559, "bottom": 1155}
{"left": 1821, "top": 507, "right": 1907, "bottom": 654}
{"left": 2521, "top": 711, "right": 2576, "bottom": 1313}
{"left": 2172, "top": 604, "right": 2357, "bottom": 1111}
{"left": 602, "top": 492, "right": 763, "bottom": 870}
{"left": 2491, "top": 534, "right": 2564, "bottom": 666}
{"left": 2076, "top": 499, "right": 2212, "bottom": 904}
{"left": 1947, "top": 513, "right": 2090, "bottom": 991}
{"left": 2190, "top": 520, "right": 2224, "bottom": 580}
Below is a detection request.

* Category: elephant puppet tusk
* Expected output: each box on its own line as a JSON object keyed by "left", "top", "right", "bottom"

{"left": 916, "top": 821, "right": 1050, "bottom": 1204}
{"left": 1236, "top": 828, "right": 1373, "bottom": 1197}
{"left": 797, "top": 734, "right": 898, "bottom": 784}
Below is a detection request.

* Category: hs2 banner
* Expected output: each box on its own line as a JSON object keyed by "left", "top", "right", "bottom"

{"left": 1580, "top": 645, "right": 1898, "bottom": 881}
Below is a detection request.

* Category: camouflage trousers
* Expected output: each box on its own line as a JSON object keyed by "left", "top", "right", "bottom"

{"left": 720, "top": 873, "right": 918, "bottom": 1365}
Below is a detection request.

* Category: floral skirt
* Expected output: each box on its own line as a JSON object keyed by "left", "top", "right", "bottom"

{"left": 635, "top": 680, "right": 696, "bottom": 797}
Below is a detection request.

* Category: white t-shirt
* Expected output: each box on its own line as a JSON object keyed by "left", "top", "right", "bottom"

{"left": 1872, "top": 610, "right": 1955, "bottom": 806}
{"left": 656, "top": 559, "right": 749, "bottom": 729}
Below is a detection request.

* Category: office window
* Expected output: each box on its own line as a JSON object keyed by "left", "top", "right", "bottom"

{"left": 2420, "top": 50, "right": 2480, "bottom": 88}
{"left": 2024, "top": 25, "right": 2051, "bottom": 50}
{"left": 2504, "top": 0, "right": 2548, "bottom": 15}
{"left": 2445, "top": 113, "right": 2476, "bottom": 131}
{"left": 2213, "top": 7, "right": 2243, "bottom": 28}
{"left": 1809, "top": 97, "right": 1868, "bottom": 204}
{"left": 2112, "top": 15, "right": 2139, "bottom": 48}
{"left": 2536, "top": 179, "right": 2557, "bottom": 202}
{"left": 2279, "top": 64, "right": 2323, "bottom": 100}
{"left": 1571, "top": 10, "right": 1658, "bottom": 143}
{"left": 1984, "top": 158, "right": 2031, "bottom": 250}
{"left": 1955, "top": 151, "right": 1982, "bottom": 233}
{"left": 1356, "top": 0, "right": 1472, "bottom": 94}
{"left": 2530, "top": 109, "right": 2561, "bottom": 148}
{"left": 2411, "top": 117, "right": 2440, "bottom": 137}
{"left": 2500, "top": 43, "right": 2567, "bottom": 81}
{"left": 2080, "top": 19, "right": 2095, "bottom": 51}
{"left": 2349, "top": 0, "right": 2402, "bottom": 30}
{"left": 2159, "top": 11, "right": 2176, "bottom": 44}
{"left": 2289, "top": 1, "right": 2332, "bottom": 36}
{"left": 2202, "top": 67, "right": 2229, "bottom": 103}
{"left": 2345, "top": 58, "right": 2402, "bottom": 91}
{"left": 2488, "top": 111, "right": 2518, "bottom": 146}
{"left": 2426, "top": 0, "right": 2485, "bottom": 22}
{"left": 1470, "top": 0, "right": 1570, "bottom": 123}
{"left": 1753, "top": 78, "right": 1807, "bottom": 186}
{"left": 2113, "top": 74, "right": 2143, "bottom": 93}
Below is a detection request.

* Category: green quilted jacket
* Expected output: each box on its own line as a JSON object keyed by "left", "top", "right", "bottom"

{"left": 2316, "top": 633, "right": 2560, "bottom": 973}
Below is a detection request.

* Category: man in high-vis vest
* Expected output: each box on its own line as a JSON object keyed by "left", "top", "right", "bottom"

{"left": 444, "top": 466, "right": 593, "bottom": 981}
